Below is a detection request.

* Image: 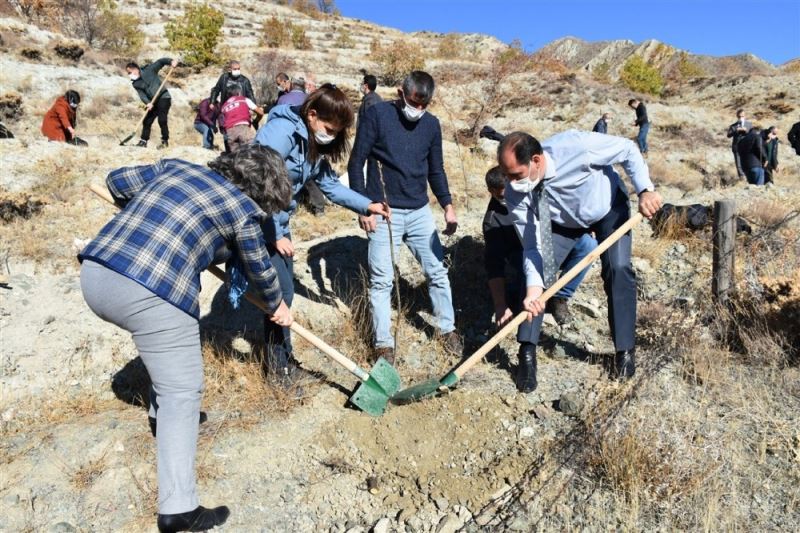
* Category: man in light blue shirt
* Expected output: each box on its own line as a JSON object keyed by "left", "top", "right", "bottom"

{"left": 498, "top": 130, "right": 662, "bottom": 392}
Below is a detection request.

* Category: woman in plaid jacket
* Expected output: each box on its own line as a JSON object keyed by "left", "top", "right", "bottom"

{"left": 79, "top": 144, "right": 291, "bottom": 532}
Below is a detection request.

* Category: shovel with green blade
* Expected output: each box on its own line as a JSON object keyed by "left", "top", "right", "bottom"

{"left": 391, "top": 212, "right": 645, "bottom": 404}
{"left": 89, "top": 184, "right": 401, "bottom": 416}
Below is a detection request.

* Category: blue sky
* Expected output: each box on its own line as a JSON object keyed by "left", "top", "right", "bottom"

{"left": 335, "top": 0, "right": 800, "bottom": 65}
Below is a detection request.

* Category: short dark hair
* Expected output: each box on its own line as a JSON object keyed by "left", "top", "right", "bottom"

{"left": 497, "top": 131, "right": 543, "bottom": 165}
{"left": 228, "top": 60, "right": 240, "bottom": 69}
{"left": 485, "top": 166, "right": 505, "bottom": 190}
{"left": 276, "top": 72, "right": 289, "bottom": 82}
{"left": 736, "top": 109, "right": 744, "bottom": 116}
{"left": 363, "top": 74, "right": 377, "bottom": 92}
{"left": 126, "top": 62, "right": 140, "bottom": 71}
{"left": 300, "top": 85, "right": 354, "bottom": 164}
{"left": 628, "top": 98, "right": 638, "bottom": 106}
{"left": 402, "top": 71, "right": 435, "bottom": 105}
{"left": 208, "top": 144, "right": 291, "bottom": 214}
{"left": 65, "top": 90, "right": 81, "bottom": 106}
{"left": 229, "top": 86, "right": 243, "bottom": 97}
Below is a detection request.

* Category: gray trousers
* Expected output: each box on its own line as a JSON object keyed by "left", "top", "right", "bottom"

{"left": 80, "top": 260, "right": 202, "bottom": 515}
{"left": 517, "top": 188, "right": 636, "bottom": 352}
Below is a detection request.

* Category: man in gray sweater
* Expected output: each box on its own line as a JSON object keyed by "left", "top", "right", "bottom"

{"left": 126, "top": 57, "right": 178, "bottom": 148}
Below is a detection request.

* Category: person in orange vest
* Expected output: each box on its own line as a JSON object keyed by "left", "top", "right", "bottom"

{"left": 219, "top": 86, "right": 263, "bottom": 153}
{"left": 41, "top": 90, "right": 87, "bottom": 146}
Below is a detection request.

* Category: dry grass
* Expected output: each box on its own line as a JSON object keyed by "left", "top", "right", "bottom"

{"left": 70, "top": 450, "right": 109, "bottom": 489}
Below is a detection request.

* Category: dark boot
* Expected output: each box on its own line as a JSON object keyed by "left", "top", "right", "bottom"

{"left": 373, "top": 346, "right": 395, "bottom": 365}
{"left": 266, "top": 351, "right": 308, "bottom": 391}
{"left": 157, "top": 505, "right": 230, "bottom": 532}
{"left": 614, "top": 348, "right": 636, "bottom": 379}
{"left": 545, "top": 296, "right": 572, "bottom": 325}
{"left": 135, "top": 139, "right": 147, "bottom": 147}
{"left": 149, "top": 411, "right": 208, "bottom": 438}
{"left": 158, "top": 139, "right": 169, "bottom": 149}
{"left": 515, "top": 343, "right": 537, "bottom": 393}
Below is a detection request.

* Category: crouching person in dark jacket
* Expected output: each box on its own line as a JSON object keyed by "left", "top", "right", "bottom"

{"left": 126, "top": 57, "right": 177, "bottom": 148}
{"left": 78, "top": 144, "right": 293, "bottom": 532}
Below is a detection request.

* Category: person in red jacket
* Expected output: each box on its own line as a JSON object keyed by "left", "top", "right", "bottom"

{"left": 41, "top": 90, "right": 86, "bottom": 145}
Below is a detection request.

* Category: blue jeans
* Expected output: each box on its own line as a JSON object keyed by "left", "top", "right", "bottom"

{"left": 368, "top": 205, "right": 455, "bottom": 348}
{"left": 556, "top": 233, "right": 597, "bottom": 299}
{"left": 262, "top": 239, "right": 294, "bottom": 364}
{"left": 637, "top": 122, "right": 650, "bottom": 153}
{"left": 745, "top": 166, "right": 764, "bottom": 186}
{"left": 194, "top": 122, "right": 214, "bottom": 149}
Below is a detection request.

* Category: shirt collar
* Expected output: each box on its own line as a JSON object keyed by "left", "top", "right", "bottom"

{"left": 542, "top": 151, "right": 556, "bottom": 181}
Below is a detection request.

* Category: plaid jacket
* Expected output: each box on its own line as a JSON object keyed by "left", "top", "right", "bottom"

{"left": 79, "top": 159, "right": 282, "bottom": 318}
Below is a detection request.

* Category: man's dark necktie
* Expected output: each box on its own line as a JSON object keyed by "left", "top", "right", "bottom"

{"left": 535, "top": 181, "right": 557, "bottom": 287}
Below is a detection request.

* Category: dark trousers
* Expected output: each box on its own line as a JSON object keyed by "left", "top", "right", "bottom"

{"left": 263, "top": 241, "right": 294, "bottom": 365}
{"left": 299, "top": 180, "right": 326, "bottom": 214}
{"left": 141, "top": 98, "right": 171, "bottom": 142}
{"left": 517, "top": 187, "right": 636, "bottom": 352}
{"left": 732, "top": 148, "right": 745, "bottom": 179}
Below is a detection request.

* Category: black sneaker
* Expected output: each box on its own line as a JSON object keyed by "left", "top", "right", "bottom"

{"left": 158, "top": 140, "right": 169, "bottom": 149}
{"left": 545, "top": 296, "right": 572, "bottom": 325}
{"left": 135, "top": 140, "right": 147, "bottom": 148}
{"left": 157, "top": 505, "right": 230, "bottom": 532}
{"left": 442, "top": 331, "right": 464, "bottom": 358}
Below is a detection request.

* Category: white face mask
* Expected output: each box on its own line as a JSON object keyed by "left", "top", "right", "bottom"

{"left": 507, "top": 162, "right": 540, "bottom": 194}
{"left": 401, "top": 96, "right": 426, "bottom": 122}
{"left": 69, "top": 103, "right": 78, "bottom": 109}
{"left": 231, "top": 69, "right": 241, "bottom": 77}
{"left": 314, "top": 130, "right": 336, "bottom": 145}
{"left": 129, "top": 73, "right": 139, "bottom": 81}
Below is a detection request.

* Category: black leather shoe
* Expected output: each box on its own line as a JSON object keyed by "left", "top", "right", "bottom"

{"left": 157, "top": 505, "right": 230, "bottom": 532}
{"left": 149, "top": 411, "right": 208, "bottom": 438}
{"left": 614, "top": 349, "right": 636, "bottom": 379}
{"left": 515, "top": 344, "right": 538, "bottom": 393}
{"left": 545, "top": 296, "right": 572, "bottom": 325}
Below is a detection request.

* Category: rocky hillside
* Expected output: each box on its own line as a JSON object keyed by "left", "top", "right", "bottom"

{"left": 539, "top": 36, "right": 780, "bottom": 79}
{"left": 1, "top": 1, "right": 799, "bottom": 532}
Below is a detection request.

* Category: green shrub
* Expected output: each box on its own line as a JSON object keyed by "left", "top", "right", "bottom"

{"left": 620, "top": 55, "right": 663, "bottom": 95}
{"left": 96, "top": 9, "right": 143, "bottom": 55}
{"left": 290, "top": 24, "right": 312, "bottom": 49}
{"left": 592, "top": 61, "right": 611, "bottom": 83}
{"left": 370, "top": 40, "right": 425, "bottom": 85}
{"left": 677, "top": 52, "right": 705, "bottom": 79}
{"left": 164, "top": 3, "right": 224, "bottom": 67}
{"left": 335, "top": 27, "right": 354, "bottom": 48}
{"left": 261, "top": 15, "right": 289, "bottom": 47}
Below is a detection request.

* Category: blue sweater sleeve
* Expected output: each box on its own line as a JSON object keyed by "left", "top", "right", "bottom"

{"left": 347, "top": 107, "right": 378, "bottom": 196}
{"left": 315, "top": 159, "right": 372, "bottom": 214}
{"left": 254, "top": 119, "right": 295, "bottom": 241}
{"left": 427, "top": 120, "right": 452, "bottom": 208}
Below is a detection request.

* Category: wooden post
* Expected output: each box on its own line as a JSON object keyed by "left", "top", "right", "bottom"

{"left": 712, "top": 200, "right": 736, "bottom": 305}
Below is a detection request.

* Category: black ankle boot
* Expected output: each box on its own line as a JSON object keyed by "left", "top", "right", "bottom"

{"left": 515, "top": 344, "right": 538, "bottom": 393}
{"left": 157, "top": 505, "right": 230, "bottom": 532}
{"left": 149, "top": 411, "right": 208, "bottom": 437}
{"left": 614, "top": 348, "right": 636, "bottom": 379}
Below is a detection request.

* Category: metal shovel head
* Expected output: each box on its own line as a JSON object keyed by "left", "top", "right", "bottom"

{"left": 119, "top": 131, "right": 136, "bottom": 146}
{"left": 348, "top": 357, "right": 401, "bottom": 417}
{"left": 390, "top": 371, "right": 460, "bottom": 404}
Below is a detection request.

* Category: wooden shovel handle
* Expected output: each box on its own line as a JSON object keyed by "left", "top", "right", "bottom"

{"left": 88, "top": 183, "right": 371, "bottom": 383}
{"left": 453, "top": 212, "right": 644, "bottom": 379}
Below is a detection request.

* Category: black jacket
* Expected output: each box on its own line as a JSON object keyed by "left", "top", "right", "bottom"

{"left": 763, "top": 135, "right": 778, "bottom": 171}
{"left": 357, "top": 91, "right": 382, "bottom": 123}
{"left": 788, "top": 121, "right": 800, "bottom": 155}
{"left": 482, "top": 197, "right": 521, "bottom": 280}
{"left": 634, "top": 103, "right": 649, "bottom": 126}
{"left": 131, "top": 57, "right": 172, "bottom": 105}
{"left": 592, "top": 118, "right": 608, "bottom": 134}
{"left": 727, "top": 119, "right": 752, "bottom": 148}
{"left": 210, "top": 72, "right": 255, "bottom": 107}
{"left": 737, "top": 129, "right": 765, "bottom": 169}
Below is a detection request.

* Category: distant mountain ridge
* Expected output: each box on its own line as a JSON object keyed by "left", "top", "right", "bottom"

{"left": 535, "top": 36, "right": 788, "bottom": 79}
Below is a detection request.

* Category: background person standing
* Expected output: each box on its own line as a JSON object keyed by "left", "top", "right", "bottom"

{"left": 126, "top": 57, "right": 178, "bottom": 148}
{"left": 628, "top": 98, "right": 649, "bottom": 154}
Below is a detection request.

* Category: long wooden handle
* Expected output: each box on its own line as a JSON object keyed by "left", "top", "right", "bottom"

{"left": 453, "top": 212, "right": 644, "bottom": 379}
{"left": 133, "top": 65, "right": 175, "bottom": 129}
{"left": 88, "top": 183, "right": 372, "bottom": 383}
